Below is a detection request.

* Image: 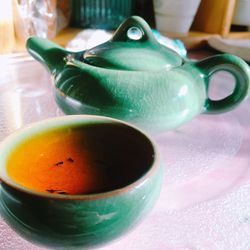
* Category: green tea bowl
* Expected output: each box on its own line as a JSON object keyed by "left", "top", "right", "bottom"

{"left": 0, "top": 115, "right": 162, "bottom": 249}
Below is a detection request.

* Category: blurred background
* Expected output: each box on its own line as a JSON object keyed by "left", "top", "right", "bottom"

{"left": 1, "top": 0, "right": 250, "bottom": 54}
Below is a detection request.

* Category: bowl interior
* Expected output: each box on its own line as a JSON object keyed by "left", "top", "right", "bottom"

{"left": 1, "top": 116, "right": 155, "bottom": 196}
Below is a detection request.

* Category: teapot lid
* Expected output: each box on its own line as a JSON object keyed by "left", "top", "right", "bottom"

{"left": 83, "top": 16, "right": 183, "bottom": 71}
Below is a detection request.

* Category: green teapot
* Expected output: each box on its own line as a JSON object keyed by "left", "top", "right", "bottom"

{"left": 27, "top": 16, "right": 250, "bottom": 131}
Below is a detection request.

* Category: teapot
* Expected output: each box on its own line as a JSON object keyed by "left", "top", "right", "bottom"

{"left": 27, "top": 16, "right": 250, "bottom": 131}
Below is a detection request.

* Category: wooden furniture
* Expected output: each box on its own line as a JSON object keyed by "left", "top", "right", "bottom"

{"left": 164, "top": 0, "right": 250, "bottom": 49}
{"left": 3, "top": 0, "right": 250, "bottom": 53}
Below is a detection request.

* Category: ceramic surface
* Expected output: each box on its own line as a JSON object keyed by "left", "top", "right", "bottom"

{"left": 0, "top": 115, "right": 162, "bottom": 249}
{"left": 26, "top": 16, "right": 250, "bottom": 132}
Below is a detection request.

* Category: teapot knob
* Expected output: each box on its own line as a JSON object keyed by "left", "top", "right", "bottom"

{"left": 111, "top": 16, "right": 158, "bottom": 44}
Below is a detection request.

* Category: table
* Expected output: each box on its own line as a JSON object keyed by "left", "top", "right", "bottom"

{"left": 0, "top": 52, "right": 250, "bottom": 250}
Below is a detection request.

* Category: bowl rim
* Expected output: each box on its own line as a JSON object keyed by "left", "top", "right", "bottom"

{"left": 0, "top": 115, "right": 160, "bottom": 201}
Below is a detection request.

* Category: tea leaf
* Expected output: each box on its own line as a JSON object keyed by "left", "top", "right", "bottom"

{"left": 67, "top": 157, "right": 74, "bottom": 163}
{"left": 54, "top": 161, "right": 64, "bottom": 166}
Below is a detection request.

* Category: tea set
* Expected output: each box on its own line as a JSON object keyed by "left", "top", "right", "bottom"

{"left": 0, "top": 16, "right": 249, "bottom": 248}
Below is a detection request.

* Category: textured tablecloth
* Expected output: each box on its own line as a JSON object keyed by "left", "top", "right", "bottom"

{"left": 0, "top": 54, "right": 250, "bottom": 250}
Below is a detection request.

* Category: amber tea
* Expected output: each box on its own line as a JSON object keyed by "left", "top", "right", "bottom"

{"left": 6, "top": 123, "right": 154, "bottom": 195}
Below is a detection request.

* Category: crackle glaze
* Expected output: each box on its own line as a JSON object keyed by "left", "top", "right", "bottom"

{"left": 0, "top": 116, "right": 162, "bottom": 248}
{"left": 27, "top": 16, "right": 250, "bottom": 131}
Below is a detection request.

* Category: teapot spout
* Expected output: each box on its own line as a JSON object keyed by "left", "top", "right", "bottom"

{"left": 26, "top": 37, "right": 68, "bottom": 75}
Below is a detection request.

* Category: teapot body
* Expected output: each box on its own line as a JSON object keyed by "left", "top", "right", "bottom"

{"left": 54, "top": 62, "right": 206, "bottom": 131}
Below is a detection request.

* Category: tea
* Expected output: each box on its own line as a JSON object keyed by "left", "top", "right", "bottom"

{"left": 7, "top": 123, "right": 154, "bottom": 195}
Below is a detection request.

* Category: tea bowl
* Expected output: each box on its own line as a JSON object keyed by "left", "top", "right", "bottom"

{"left": 0, "top": 115, "right": 162, "bottom": 249}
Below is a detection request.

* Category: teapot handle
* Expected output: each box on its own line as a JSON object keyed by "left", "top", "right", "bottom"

{"left": 195, "top": 54, "right": 250, "bottom": 113}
